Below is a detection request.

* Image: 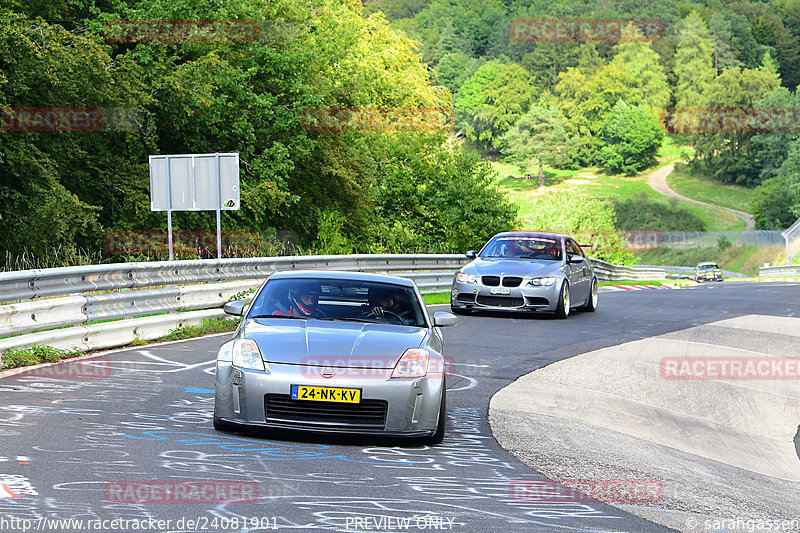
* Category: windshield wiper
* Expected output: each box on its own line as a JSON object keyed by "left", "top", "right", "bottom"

{"left": 250, "top": 314, "right": 305, "bottom": 319}
{"left": 317, "top": 317, "right": 379, "bottom": 323}
{"left": 518, "top": 254, "right": 559, "bottom": 260}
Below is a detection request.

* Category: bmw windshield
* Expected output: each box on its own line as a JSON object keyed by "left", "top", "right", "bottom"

{"left": 479, "top": 235, "right": 563, "bottom": 261}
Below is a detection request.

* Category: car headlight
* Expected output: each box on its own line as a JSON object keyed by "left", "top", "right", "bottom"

{"left": 391, "top": 348, "right": 429, "bottom": 378}
{"left": 232, "top": 339, "right": 269, "bottom": 372}
{"left": 457, "top": 273, "right": 477, "bottom": 284}
{"left": 528, "top": 277, "right": 557, "bottom": 286}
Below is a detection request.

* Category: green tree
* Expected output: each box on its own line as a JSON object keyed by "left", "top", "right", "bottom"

{"left": 730, "top": 1, "right": 800, "bottom": 89}
{"left": 751, "top": 87, "right": 799, "bottom": 183}
{"left": 555, "top": 62, "right": 634, "bottom": 165}
{"left": 500, "top": 105, "right": 571, "bottom": 188}
{"left": 368, "top": 133, "right": 517, "bottom": 252}
{"left": 775, "top": 139, "right": 800, "bottom": 221}
{"left": 597, "top": 101, "right": 664, "bottom": 175}
{"left": 674, "top": 11, "right": 715, "bottom": 110}
{"left": 454, "top": 59, "right": 535, "bottom": 151}
{"left": 750, "top": 174, "right": 799, "bottom": 230}
{"left": 434, "top": 51, "right": 483, "bottom": 94}
{"left": 692, "top": 55, "right": 781, "bottom": 186}
{"left": 609, "top": 35, "right": 669, "bottom": 113}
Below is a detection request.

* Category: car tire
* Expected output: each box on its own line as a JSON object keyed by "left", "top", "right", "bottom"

{"left": 579, "top": 278, "right": 598, "bottom": 312}
{"left": 424, "top": 383, "right": 446, "bottom": 445}
{"left": 554, "top": 281, "right": 570, "bottom": 319}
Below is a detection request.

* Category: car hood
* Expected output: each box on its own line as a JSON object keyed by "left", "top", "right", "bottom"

{"left": 242, "top": 319, "right": 427, "bottom": 368}
{"left": 466, "top": 258, "right": 561, "bottom": 277}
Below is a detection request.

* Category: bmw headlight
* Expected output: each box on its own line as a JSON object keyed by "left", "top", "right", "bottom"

{"left": 232, "top": 339, "right": 269, "bottom": 372}
{"left": 457, "top": 273, "right": 477, "bottom": 283}
{"left": 528, "top": 277, "right": 557, "bottom": 286}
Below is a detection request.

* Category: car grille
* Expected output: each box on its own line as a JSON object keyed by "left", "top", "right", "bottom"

{"left": 482, "top": 276, "right": 500, "bottom": 286}
{"left": 502, "top": 277, "right": 522, "bottom": 287}
{"left": 476, "top": 295, "right": 524, "bottom": 307}
{"left": 456, "top": 293, "right": 476, "bottom": 303}
{"left": 265, "top": 394, "right": 387, "bottom": 429}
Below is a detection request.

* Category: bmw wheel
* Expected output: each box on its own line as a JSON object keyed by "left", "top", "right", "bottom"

{"left": 555, "top": 281, "right": 570, "bottom": 319}
{"left": 580, "top": 278, "right": 598, "bottom": 312}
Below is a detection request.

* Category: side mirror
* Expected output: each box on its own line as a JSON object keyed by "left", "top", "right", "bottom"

{"left": 466, "top": 250, "right": 478, "bottom": 259}
{"left": 568, "top": 254, "right": 585, "bottom": 264}
{"left": 223, "top": 301, "right": 246, "bottom": 316}
{"left": 432, "top": 311, "right": 458, "bottom": 327}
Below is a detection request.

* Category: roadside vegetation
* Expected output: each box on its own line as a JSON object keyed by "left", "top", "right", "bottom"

{"left": 635, "top": 245, "right": 785, "bottom": 277}
{"left": 0, "top": 344, "right": 83, "bottom": 371}
{"left": 3, "top": 1, "right": 800, "bottom": 271}
{"left": 667, "top": 164, "right": 756, "bottom": 214}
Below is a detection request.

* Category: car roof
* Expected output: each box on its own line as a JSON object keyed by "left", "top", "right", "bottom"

{"left": 491, "top": 231, "right": 566, "bottom": 239}
{"left": 697, "top": 262, "right": 718, "bottom": 266}
{"left": 268, "top": 270, "right": 416, "bottom": 287}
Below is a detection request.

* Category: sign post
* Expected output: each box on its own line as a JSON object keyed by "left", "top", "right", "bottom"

{"left": 148, "top": 153, "right": 240, "bottom": 260}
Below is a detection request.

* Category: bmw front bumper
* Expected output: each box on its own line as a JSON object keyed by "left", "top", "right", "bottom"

{"left": 450, "top": 278, "right": 562, "bottom": 312}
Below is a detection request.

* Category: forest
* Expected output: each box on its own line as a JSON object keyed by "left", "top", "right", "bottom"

{"left": 1, "top": 0, "right": 800, "bottom": 268}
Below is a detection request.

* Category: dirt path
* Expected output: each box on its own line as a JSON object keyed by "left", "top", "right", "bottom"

{"left": 648, "top": 163, "right": 755, "bottom": 230}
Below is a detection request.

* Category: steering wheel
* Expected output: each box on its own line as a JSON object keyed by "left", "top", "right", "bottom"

{"left": 371, "top": 309, "right": 405, "bottom": 325}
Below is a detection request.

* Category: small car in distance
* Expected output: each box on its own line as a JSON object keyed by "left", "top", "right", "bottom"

{"left": 450, "top": 232, "right": 598, "bottom": 319}
{"left": 695, "top": 262, "right": 723, "bottom": 282}
{"left": 214, "top": 271, "right": 457, "bottom": 444}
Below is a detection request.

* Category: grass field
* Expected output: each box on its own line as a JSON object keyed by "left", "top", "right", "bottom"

{"left": 667, "top": 164, "right": 755, "bottom": 214}
{"left": 491, "top": 136, "right": 744, "bottom": 231}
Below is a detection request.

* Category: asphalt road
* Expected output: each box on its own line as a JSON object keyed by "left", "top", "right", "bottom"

{"left": 1, "top": 282, "right": 798, "bottom": 533}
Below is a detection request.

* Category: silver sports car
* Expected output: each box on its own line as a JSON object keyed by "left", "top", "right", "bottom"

{"left": 214, "top": 271, "right": 457, "bottom": 443}
{"left": 450, "top": 232, "right": 598, "bottom": 318}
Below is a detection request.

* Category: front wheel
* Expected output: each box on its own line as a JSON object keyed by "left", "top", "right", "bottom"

{"left": 580, "top": 278, "right": 598, "bottom": 312}
{"left": 424, "top": 384, "right": 446, "bottom": 445}
{"left": 554, "top": 281, "right": 570, "bottom": 319}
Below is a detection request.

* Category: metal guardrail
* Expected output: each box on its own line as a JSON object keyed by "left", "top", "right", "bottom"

{"left": 759, "top": 264, "right": 800, "bottom": 277}
{"left": 588, "top": 259, "right": 665, "bottom": 281}
{"left": 0, "top": 254, "right": 668, "bottom": 356}
{"left": 622, "top": 230, "right": 784, "bottom": 250}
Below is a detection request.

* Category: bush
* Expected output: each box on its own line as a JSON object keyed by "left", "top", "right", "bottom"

{"left": 613, "top": 194, "right": 705, "bottom": 231}
{"left": 1, "top": 344, "right": 82, "bottom": 370}
{"left": 751, "top": 174, "right": 799, "bottom": 230}
{"left": 520, "top": 192, "right": 636, "bottom": 265}
{"left": 596, "top": 101, "right": 664, "bottom": 175}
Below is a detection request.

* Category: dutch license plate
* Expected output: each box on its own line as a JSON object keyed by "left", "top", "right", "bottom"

{"left": 291, "top": 385, "right": 361, "bottom": 403}
{"left": 490, "top": 287, "right": 510, "bottom": 295}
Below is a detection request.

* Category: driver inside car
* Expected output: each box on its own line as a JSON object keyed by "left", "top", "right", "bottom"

{"left": 286, "top": 285, "right": 326, "bottom": 318}
{"left": 362, "top": 288, "right": 401, "bottom": 320}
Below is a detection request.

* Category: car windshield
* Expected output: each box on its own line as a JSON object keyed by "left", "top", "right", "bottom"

{"left": 698, "top": 264, "right": 719, "bottom": 271}
{"left": 480, "top": 235, "right": 562, "bottom": 261}
{"left": 247, "top": 278, "right": 427, "bottom": 327}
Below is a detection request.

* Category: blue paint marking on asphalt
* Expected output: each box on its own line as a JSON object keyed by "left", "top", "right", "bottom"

{"left": 184, "top": 388, "right": 215, "bottom": 394}
{"left": 120, "top": 431, "right": 416, "bottom": 465}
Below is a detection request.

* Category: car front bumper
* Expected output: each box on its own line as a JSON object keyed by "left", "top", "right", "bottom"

{"left": 450, "top": 278, "right": 562, "bottom": 312}
{"left": 214, "top": 361, "right": 444, "bottom": 436}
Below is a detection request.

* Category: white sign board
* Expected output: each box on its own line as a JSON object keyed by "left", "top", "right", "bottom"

{"left": 149, "top": 153, "right": 239, "bottom": 211}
